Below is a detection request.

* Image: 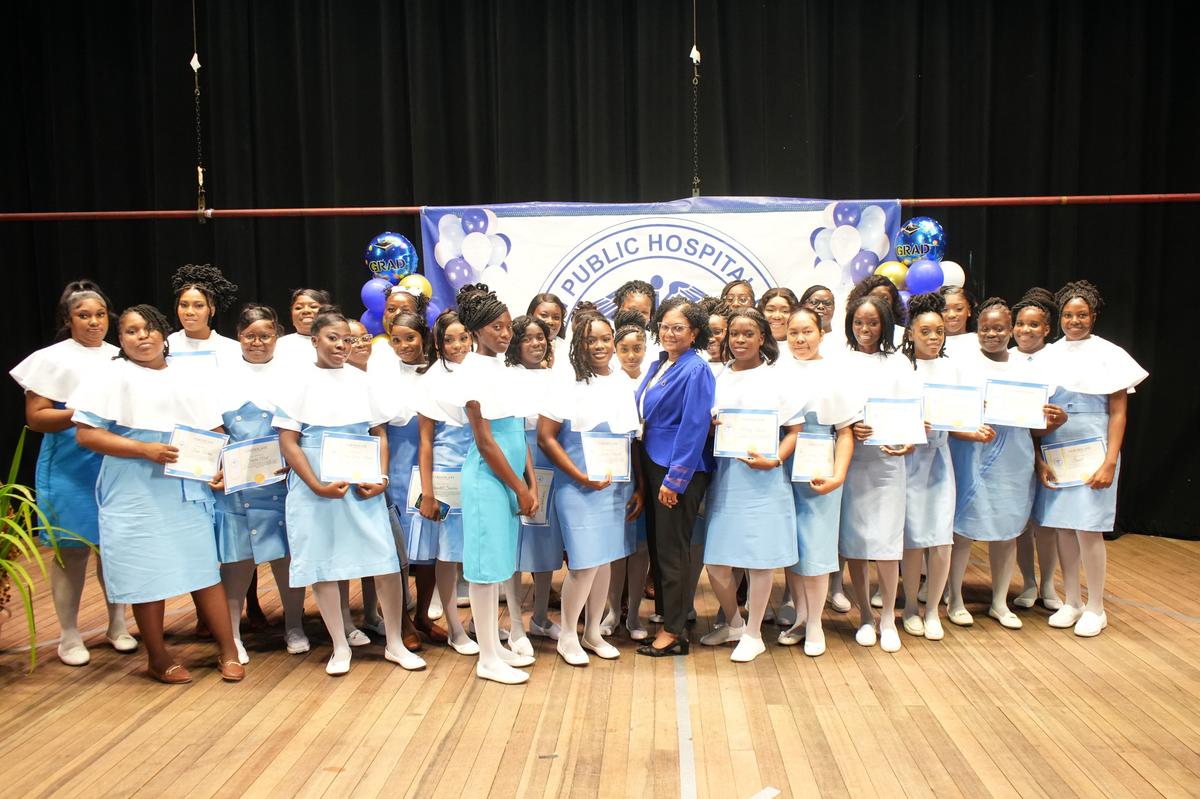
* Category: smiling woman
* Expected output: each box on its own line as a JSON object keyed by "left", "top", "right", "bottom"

{"left": 166, "top": 264, "right": 241, "bottom": 366}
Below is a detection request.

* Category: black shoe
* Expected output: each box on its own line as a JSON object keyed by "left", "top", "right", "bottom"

{"left": 636, "top": 637, "right": 690, "bottom": 657}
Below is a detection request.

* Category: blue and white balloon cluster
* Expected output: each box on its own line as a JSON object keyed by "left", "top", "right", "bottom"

{"left": 870, "top": 216, "right": 966, "bottom": 304}
{"left": 432, "top": 209, "right": 512, "bottom": 293}
{"left": 810, "top": 202, "right": 895, "bottom": 288}
{"left": 359, "top": 232, "right": 420, "bottom": 335}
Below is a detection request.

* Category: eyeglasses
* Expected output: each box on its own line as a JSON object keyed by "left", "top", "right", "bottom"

{"left": 806, "top": 299, "right": 834, "bottom": 309}
{"left": 352, "top": 334, "right": 374, "bottom": 344}
{"left": 657, "top": 323, "right": 691, "bottom": 336}
{"left": 239, "top": 333, "right": 277, "bottom": 344}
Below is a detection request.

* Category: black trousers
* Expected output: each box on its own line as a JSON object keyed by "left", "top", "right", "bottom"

{"left": 641, "top": 452, "right": 710, "bottom": 638}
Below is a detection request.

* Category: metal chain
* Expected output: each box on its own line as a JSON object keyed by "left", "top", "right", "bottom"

{"left": 192, "top": 0, "right": 206, "bottom": 221}
{"left": 691, "top": 65, "right": 700, "bottom": 197}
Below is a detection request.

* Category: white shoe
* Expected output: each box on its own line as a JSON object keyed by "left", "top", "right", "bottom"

{"left": 902, "top": 615, "right": 925, "bottom": 637}
{"left": 428, "top": 593, "right": 444, "bottom": 620}
{"left": 1074, "top": 610, "right": 1107, "bottom": 637}
{"left": 870, "top": 591, "right": 883, "bottom": 609}
{"left": 880, "top": 627, "right": 902, "bottom": 653}
{"left": 649, "top": 613, "right": 664, "bottom": 624}
{"left": 803, "top": 632, "right": 826, "bottom": 657}
{"left": 1040, "top": 592, "right": 1064, "bottom": 611}
{"left": 448, "top": 635, "right": 481, "bottom": 656}
{"left": 777, "top": 625, "right": 803, "bottom": 646}
{"left": 730, "top": 636, "right": 766, "bottom": 663}
{"left": 557, "top": 639, "right": 589, "bottom": 666}
{"left": 497, "top": 648, "right": 536, "bottom": 668}
{"left": 509, "top": 636, "right": 535, "bottom": 658}
{"left": 326, "top": 651, "right": 351, "bottom": 675}
{"left": 57, "top": 642, "right": 90, "bottom": 667}
{"left": 599, "top": 610, "right": 618, "bottom": 637}
{"left": 855, "top": 624, "right": 877, "bottom": 647}
{"left": 385, "top": 648, "right": 426, "bottom": 670}
{"left": 360, "top": 617, "right": 387, "bottom": 636}
{"left": 776, "top": 599, "right": 797, "bottom": 627}
{"left": 988, "top": 607, "right": 1023, "bottom": 629}
{"left": 626, "top": 618, "right": 648, "bottom": 641}
{"left": 916, "top": 579, "right": 929, "bottom": 604}
{"left": 582, "top": 636, "right": 620, "bottom": 660}
{"left": 827, "top": 592, "right": 852, "bottom": 613}
{"left": 346, "top": 628, "right": 371, "bottom": 647}
{"left": 285, "top": 628, "right": 311, "bottom": 654}
{"left": 924, "top": 615, "right": 945, "bottom": 641}
{"left": 701, "top": 622, "right": 744, "bottom": 646}
{"left": 528, "top": 619, "right": 561, "bottom": 640}
{"left": 947, "top": 608, "right": 974, "bottom": 627}
{"left": 1013, "top": 587, "right": 1038, "bottom": 609}
{"left": 234, "top": 639, "right": 251, "bottom": 665}
{"left": 1048, "top": 605, "right": 1083, "bottom": 629}
{"left": 477, "top": 661, "right": 529, "bottom": 684}
{"left": 106, "top": 632, "right": 138, "bottom": 653}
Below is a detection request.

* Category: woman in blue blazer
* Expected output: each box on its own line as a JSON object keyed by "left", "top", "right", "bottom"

{"left": 635, "top": 296, "right": 716, "bottom": 656}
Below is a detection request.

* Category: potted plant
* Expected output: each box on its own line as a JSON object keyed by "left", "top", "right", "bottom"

{"left": 1, "top": 426, "right": 79, "bottom": 670}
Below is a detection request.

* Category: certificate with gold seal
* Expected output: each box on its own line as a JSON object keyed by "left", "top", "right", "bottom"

{"left": 924, "top": 383, "right": 984, "bottom": 433}
{"left": 164, "top": 425, "right": 229, "bottom": 482}
{"left": 319, "top": 432, "right": 383, "bottom": 484}
{"left": 221, "top": 435, "right": 287, "bottom": 494}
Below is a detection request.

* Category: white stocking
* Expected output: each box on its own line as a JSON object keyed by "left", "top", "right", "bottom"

{"left": 559, "top": 565, "right": 599, "bottom": 659}
{"left": 1056, "top": 528, "right": 1083, "bottom": 609}
{"left": 313, "top": 581, "right": 349, "bottom": 667}
{"left": 49, "top": 548, "right": 91, "bottom": 650}
{"left": 988, "top": 539, "right": 1017, "bottom": 614}
{"left": 876, "top": 561, "right": 899, "bottom": 632}
{"left": 374, "top": 571, "right": 422, "bottom": 666}
{"left": 802, "top": 573, "right": 829, "bottom": 646}
{"left": 924, "top": 545, "right": 951, "bottom": 624}
{"left": 268, "top": 557, "right": 307, "bottom": 633}
{"left": 605, "top": 557, "right": 627, "bottom": 627}
{"left": 947, "top": 534, "right": 973, "bottom": 615}
{"left": 784, "top": 571, "right": 807, "bottom": 628}
{"left": 846, "top": 559, "right": 874, "bottom": 627}
{"left": 219, "top": 560, "right": 257, "bottom": 644}
{"left": 435, "top": 560, "right": 470, "bottom": 644}
{"left": 504, "top": 573, "right": 529, "bottom": 641}
{"left": 744, "top": 569, "right": 772, "bottom": 640}
{"left": 901, "top": 548, "right": 925, "bottom": 620}
{"left": 531, "top": 571, "right": 553, "bottom": 627}
{"left": 582, "top": 563, "right": 611, "bottom": 645}
{"left": 470, "top": 582, "right": 527, "bottom": 683}
{"left": 93, "top": 556, "right": 130, "bottom": 639}
{"left": 829, "top": 557, "right": 849, "bottom": 600}
{"left": 1034, "top": 525, "right": 1060, "bottom": 600}
{"left": 705, "top": 565, "right": 744, "bottom": 628}
{"left": 1078, "top": 531, "right": 1107, "bottom": 614}
{"left": 1016, "top": 524, "right": 1037, "bottom": 592}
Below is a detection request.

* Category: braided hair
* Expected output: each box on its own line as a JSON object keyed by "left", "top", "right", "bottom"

{"left": 613, "top": 280, "right": 657, "bottom": 318}
{"left": 505, "top": 314, "right": 551, "bottom": 367}
{"left": 310, "top": 305, "right": 347, "bottom": 334}
{"left": 455, "top": 283, "right": 508, "bottom": 333}
{"left": 384, "top": 284, "right": 430, "bottom": 319}
{"left": 55, "top": 279, "right": 115, "bottom": 342}
{"left": 526, "top": 292, "right": 567, "bottom": 339}
{"left": 171, "top": 263, "right": 239, "bottom": 317}
{"left": 389, "top": 311, "right": 432, "bottom": 367}
{"left": 848, "top": 274, "right": 906, "bottom": 327}
{"left": 902, "top": 292, "right": 947, "bottom": 364}
{"left": 1055, "top": 280, "right": 1104, "bottom": 315}
{"left": 977, "top": 295, "right": 1012, "bottom": 322}
{"left": 1012, "top": 287, "right": 1058, "bottom": 342}
{"left": 844, "top": 295, "right": 896, "bottom": 355}
{"left": 613, "top": 323, "right": 646, "bottom": 348}
{"left": 568, "top": 314, "right": 614, "bottom": 384}
{"left": 235, "top": 303, "right": 284, "bottom": 337}
{"left": 114, "top": 304, "right": 173, "bottom": 361}
{"left": 697, "top": 296, "right": 731, "bottom": 318}
{"left": 612, "top": 307, "right": 649, "bottom": 331}
{"left": 418, "top": 309, "right": 466, "bottom": 374}
{"left": 721, "top": 307, "right": 779, "bottom": 365}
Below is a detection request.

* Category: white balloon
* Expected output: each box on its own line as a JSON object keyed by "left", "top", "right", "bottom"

{"left": 479, "top": 264, "right": 509, "bottom": 287}
{"left": 461, "top": 232, "right": 493, "bottom": 271}
{"left": 868, "top": 229, "right": 892, "bottom": 261}
{"left": 813, "top": 228, "right": 834, "bottom": 262}
{"left": 438, "top": 214, "right": 465, "bottom": 246}
{"left": 857, "top": 205, "right": 886, "bottom": 239}
{"left": 487, "top": 235, "right": 508, "bottom": 268}
{"left": 433, "top": 239, "right": 459, "bottom": 268}
{"left": 830, "top": 224, "right": 861, "bottom": 265}
{"left": 940, "top": 260, "right": 966, "bottom": 288}
{"left": 483, "top": 208, "right": 498, "bottom": 232}
{"left": 822, "top": 201, "right": 838, "bottom": 230}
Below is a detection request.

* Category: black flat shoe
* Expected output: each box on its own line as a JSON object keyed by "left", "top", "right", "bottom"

{"left": 636, "top": 638, "right": 690, "bottom": 657}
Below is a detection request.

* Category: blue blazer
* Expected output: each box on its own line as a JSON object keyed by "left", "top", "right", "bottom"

{"left": 636, "top": 348, "right": 716, "bottom": 493}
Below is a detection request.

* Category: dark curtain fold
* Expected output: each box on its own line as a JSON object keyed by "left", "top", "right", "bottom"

{"left": 1, "top": 0, "right": 1196, "bottom": 536}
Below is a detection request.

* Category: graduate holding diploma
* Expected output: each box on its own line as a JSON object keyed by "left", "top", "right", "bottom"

{"left": 272, "top": 307, "right": 425, "bottom": 675}
{"left": 1032, "top": 281, "right": 1147, "bottom": 637}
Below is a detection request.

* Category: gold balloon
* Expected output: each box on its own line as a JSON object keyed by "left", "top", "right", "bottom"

{"left": 875, "top": 261, "right": 908, "bottom": 291}
{"left": 399, "top": 273, "right": 434, "bottom": 300}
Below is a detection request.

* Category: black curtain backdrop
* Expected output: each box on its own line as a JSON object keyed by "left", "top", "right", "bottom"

{"left": 1, "top": 1, "right": 1196, "bottom": 537}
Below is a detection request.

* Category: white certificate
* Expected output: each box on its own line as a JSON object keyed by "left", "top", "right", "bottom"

{"left": 791, "top": 432, "right": 835, "bottom": 482}
{"left": 520, "top": 468, "right": 555, "bottom": 526}
{"left": 1041, "top": 437, "right": 1108, "bottom": 488}
{"left": 580, "top": 431, "right": 632, "bottom": 482}
{"left": 863, "top": 398, "right": 926, "bottom": 446}
{"left": 164, "top": 425, "right": 228, "bottom": 481}
{"left": 713, "top": 408, "right": 780, "bottom": 459}
{"left": 924, "top": 383, "right": 984, "bottom": 433}
{"left": 221, "top": 435, "right": 286, "bottom": 494}
{"left": 318, "top": 432, "right": 383, "bottom": 484}
{"left": 405, "top": 465, "right": 463, "bottom": 514}
{"left": 983, "top": 379, "right": 1049, "bottom": 429}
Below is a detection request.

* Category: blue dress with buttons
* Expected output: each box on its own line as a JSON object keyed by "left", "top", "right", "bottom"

{"left": 411, "top": 421, "right": 473, "bottom": 563}
{"left": 1031, "top": 389, "right": 1118, "bottom": 532}
{"left": 548, "top": 421, "right": 636, "bottom": 571}
{"left": 215, "top": 402, "right": 289, "bottom": 564}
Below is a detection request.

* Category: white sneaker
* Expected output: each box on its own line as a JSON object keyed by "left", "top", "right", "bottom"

{"left": 346, "top": 628, "right": 371, "bottom": 647}
{"left": 827, "top": 592, "right": 852, "bottom": 613}
{"left": 855, "top": 624, "right": 877, "bottom": 647}
{"left": 234, "top": 639, "right": 250, "bottom": 665}
{"left": 285, "top": 628, "right": 311, "bottom": 654}
{"left": 700, "top": 622, "right": 744, "bottom": 646}
{"left": 1048, "top": 605, "right": 1083, "bottom": 629}
{"left": 57, "top": 642, "right": 90, "bottom": 667}
{"left": 880, "top": 627, "right": 902, "bottom": 653}
{"left": 730, "top": 636, "right": 767, "bottom": 663}
{"left": 988, "top": 607, "right": 1023, "bottom": 630}
{"left": 385, "top": 648, "right": 426, "bottom": 671}
{"left": 1074, "top": 610, "right": 1107, "bottom": 637}
{"left": 529, "top": 618, "right": 561, "bottom": 640}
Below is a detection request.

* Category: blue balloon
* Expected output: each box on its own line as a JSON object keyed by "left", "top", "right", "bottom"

{"left": 363, "top": 231, "right": 418, "bottom": 282}
{"left": 461, "top": 209, "right": 489, "bottom": 234}
{"left": 905, "top": 259, "right": 945, "bottom": 294}
{"left": 898, "top": 290, "right": 912, "bottom": 307}
{"left": 360, "top": 277, "right": 391, "bottom": 314}
{"left": 848, "top": 249, "right": 879, "bottom": 284}
{"left": 443, "top": 257, "right": 478, "bottom": 292}
{"left": 893, "top": 216, "right": 945, "bottom": 265}
{"left": 424, "top": 299, "right": 444, "bottom": 328}
{"left": 833, "top": 202, "right": 861, "bottom": 227}
{"left": 360, "top": 309, "right": 384, "bottom": 336}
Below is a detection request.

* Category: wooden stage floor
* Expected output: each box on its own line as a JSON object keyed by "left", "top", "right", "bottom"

{"left": 2, "top": 535, "right": 1199, "bottom": 798}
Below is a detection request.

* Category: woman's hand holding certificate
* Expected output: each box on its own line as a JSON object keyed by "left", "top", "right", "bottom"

{"left": 713, "top": 409, "right": 780, "bottom": 459}
{"left": 319, "top": 432, "right": 383, "bottom": 484}
{"left": 165, "top": 425, "right": 229, "bottom": 481}
{"left": 862, "top": 398, "right": 926, "bottom": 447}
{"left": 221, "top": 435, "right": 287, "bottom": 494}
{"left": 580, "top": 432, "right": 632, "bottom": 483}
{"left": 983, "top": 379, "right": 1050, "bottom": 428}
{"left": 923, "top": 383, "right": 984, "bottom": 433}
{"left": 1041, "top": 436, "right": 1109, "bottom": 489}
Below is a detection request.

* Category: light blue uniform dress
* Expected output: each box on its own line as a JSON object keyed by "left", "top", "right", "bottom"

{"left": 904, "top": 357, "right": 957, "bottom": 549}
{"left": 545, "top": 370, "right": 641, "bottom": 571}
{"left": 272, "top": 364, "right": 400, "bottom": 586}
{"left": 412, "top": 359, "right": 473, "bottom": 563}
{"left": 374, "top": 358, "right": 423, "bottom": 562}
{"left": 213, "top": 359, "right": 289, "bottom": 564}
{"left": 69, "top": 360, "right": 223, "bottom": 603}
{"left": 1032, "top": 336, "right": 1147, "bottom": 532}
{"left": 839, "top": 351, "right": 911, "bottom": 561}
{"left": 779, "top": 357, "right": 860, "bottom": 576}
{"left": 10, "top": 338, "right": 118, "bottom": 547}
{"left": 949, "top": 351, "right": 1041, "bottom": 541}
{"left": 516, "top": 366, "right": 564, "bottom": 573}
{"left": 704, "top": 361, "right": 802, "bottom": 570}
{"left": 449, "top": 353, "right": 533, "bottom": 585}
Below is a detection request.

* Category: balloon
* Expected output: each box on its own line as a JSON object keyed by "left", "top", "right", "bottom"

{"left": 848, "top": 250, "right": 879, "bottom": 284}
{"left": 830, "top": 224, "right": 862, "bottom": 264}
{"left": 360, "top": 309, "right": 384, "bottom": 336}
{"left": 363, "top": 232, "right": 418, "bottom": 281}
{"left": 438, "top": 213, "right": 465, "bottom": 247}
{"left": 424, "top": 299, "right": 444, "bottom": 328}
{"left": 443, "top": 257, "right": 477, "bottom": 292}
{"left": 434, "top": 239, "right": 459, "bottom": 268}
{"left": 874, "top": 260, "right": 908, "bottom": 291}
{"left": 898, "top": 290, "right": 912, "bottom": 307}
{"left": 821, "top": 201, "right": 838, "bottom": 230}
{"left": 893, "top": 216, "right": 946, "bottom": 265}
{"left": 866, "top": 229, "right": 893, "bottom": 261}
{"left": 833, "top": 202, "right": 861, "bottom": 228}
{"left": 813, "top": 228, "right": 834, "bottom": 262}
{"left": 939, "top": 260, "right": 965, "bottom": 288}
{"left": 461, "top": 208, "right": 489, "bottom": 234}
{"left": 487, "top": 233, "right": 510, "bottom": 268}
{"left": 360, "top": 277, "right": 391, "bottom": 314}
{"left": 857, "top": 205, "right": 887, "bottom": 239}
{"left": 905, "top": 259, "right": 945, "bottom": 294}
{"left": 460, "top": 231, "right": 492, "bottom": 271}
{"left": 398, "top": 273, "right": 433, "bottom": 300}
